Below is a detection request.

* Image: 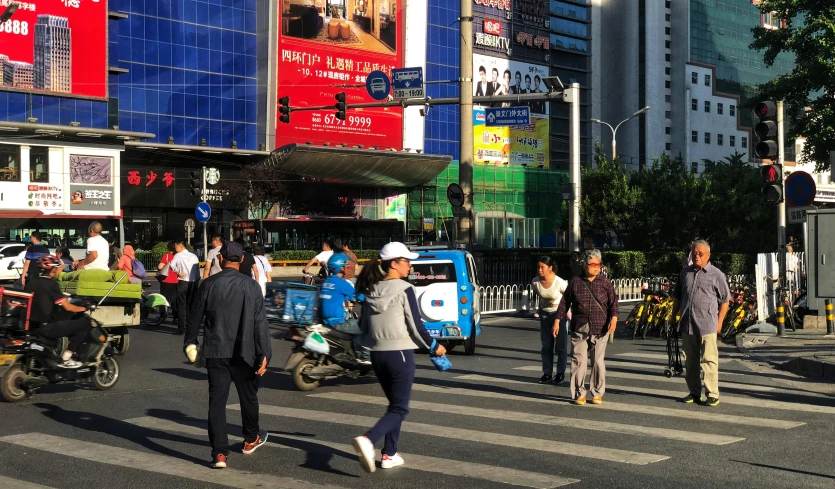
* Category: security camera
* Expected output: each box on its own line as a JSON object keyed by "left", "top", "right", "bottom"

{"left": 420, "top": 104, "right": 430, "bottom": 117}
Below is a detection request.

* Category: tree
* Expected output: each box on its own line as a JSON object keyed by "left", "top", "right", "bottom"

{"left": 750, "top": 1, "right": 835, "bottom": 170}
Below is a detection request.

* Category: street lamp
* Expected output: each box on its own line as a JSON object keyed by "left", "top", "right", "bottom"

{"left": 591, "top": 106, "right": 650, "bottom": 161}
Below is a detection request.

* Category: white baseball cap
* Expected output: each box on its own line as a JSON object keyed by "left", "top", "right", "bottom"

{"left": 380, "top": 242, "right": 419, "bottom": 261}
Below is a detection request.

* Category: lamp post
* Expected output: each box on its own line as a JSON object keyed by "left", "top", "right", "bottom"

{"left": 591, "top": 106, "right": 650, "bottom": 162}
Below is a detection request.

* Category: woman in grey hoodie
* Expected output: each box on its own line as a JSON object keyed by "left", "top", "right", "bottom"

{"left": 351, "top": 242, "right": 446, "bottom": 473}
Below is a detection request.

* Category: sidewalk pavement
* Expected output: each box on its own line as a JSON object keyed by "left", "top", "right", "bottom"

{"left": 736, "top": 331, "right": 835, "bottom": 381}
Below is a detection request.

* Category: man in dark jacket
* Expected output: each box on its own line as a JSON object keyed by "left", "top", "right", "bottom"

{"left": 184, "top": 241, "right": 272, "bottom": 469}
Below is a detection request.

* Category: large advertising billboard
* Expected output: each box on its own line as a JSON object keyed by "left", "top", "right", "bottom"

{"left": 473, "top": 53, "right": 550, "bottom": 168}
{"left": 277, "top": 0, "right": 403, "bottom": 149}
{"left": 0, "top": 0, "right": 107, "bottom": 99}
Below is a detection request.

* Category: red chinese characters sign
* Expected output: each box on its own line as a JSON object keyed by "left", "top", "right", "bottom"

{"left": 0, "top": 0, "right": 107, "bottom": 99}
{"left": 276, "top": 1, "right": 404, "bottom": 149}
{"left": 484, "top": 19, "right": 502, "bottom": 36}
{"left": 127, "top": 170, "right": 176, "bottom": 188}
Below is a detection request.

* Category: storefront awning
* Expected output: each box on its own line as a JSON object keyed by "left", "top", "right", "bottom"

{"left": 263, "top": 144, "right": 453, "bottom": 187}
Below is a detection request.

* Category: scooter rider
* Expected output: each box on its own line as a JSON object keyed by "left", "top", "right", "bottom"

{"left": 319, "top": 253, "right": 370, "bottom": 363}
{"left": 24, "top": 256, "right": 92, "bottom": 369}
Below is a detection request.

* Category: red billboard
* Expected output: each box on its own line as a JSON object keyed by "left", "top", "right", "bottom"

{"left": 0, "top": 0, "right": 107, "bottom": 99}
{"left": 277, "top": 1, "right": 403, "bottom": 149}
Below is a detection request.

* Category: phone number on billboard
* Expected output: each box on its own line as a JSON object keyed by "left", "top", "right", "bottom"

{"left": 0, "top": 20, "right": 29, "bottom": 35}
{"left": 321, "top": 114, "right": 372, "bottom": 128}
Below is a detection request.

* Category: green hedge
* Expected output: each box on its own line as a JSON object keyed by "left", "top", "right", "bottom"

{"left": 270, "top": 249, "right": 380, "bottom": 261}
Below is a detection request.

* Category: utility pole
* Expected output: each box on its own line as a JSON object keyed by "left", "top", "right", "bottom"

{"left": 777, "top": 100, "right": 786, "bottom": 248}
{"left": 567, "top": 83, "right": 581, "bottom": 252}
{"left": 202, "top": 166, "right": 208, "bottom": 261}
{"left": 458, "top": 0, "right": 474, "bottom": 249}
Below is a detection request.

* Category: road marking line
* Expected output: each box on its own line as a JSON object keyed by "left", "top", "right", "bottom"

{"left": 616, "top": 352, "right": 729, "bottom": 363}
{"left": 409, "top": 384, "right": 804, "bottom": 429}
{"left": 0, "top": 433, "right": 346, "bottom": 489}
{"left": 454, "top": 374, "right": 835, "bottom": 414}
{"left": 309, "top": 392, "right": 744, "bottom": 446}
{"left": 125, "top": 416, "right": 579, "bottom": 489}
{"left": 234, "top": 405, "right": 668, "bottom": 465}
{"left": 514, "top": 362, "right": 750, "bottom": 376}
{"left": 0, "top": 475, "right": 56, "bottom": 488}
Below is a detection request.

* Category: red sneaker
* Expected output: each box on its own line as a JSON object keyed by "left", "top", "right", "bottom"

{"left": 211, "top": 454, "right": 227, "bottom": 469}
{"left": 242, "top": 430, "right": 268, "bottom": 455}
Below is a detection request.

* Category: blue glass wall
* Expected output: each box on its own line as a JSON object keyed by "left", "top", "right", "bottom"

{"left": 0, "top": 0, "right": 261, "bottom": 150}
{"left": 425, "top": 1, "right": 460, "bottom": 160}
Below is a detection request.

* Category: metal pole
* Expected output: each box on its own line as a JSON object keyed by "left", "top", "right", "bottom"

{"left": 776, "top": 295, "right": 785, "bottom": 337}
{"left": 612, "top": 138, "right": 617, "bottom": 162}
{"left": 826, "top": 299, "right": 834, "bottom": 335}
{"left": 458, "top": 0, "right": 474, "bottom": 249}
{"left": 567, "top": 83, "right": 581, "bottom": 252}
{"left": 202, "top": 166, "right": 208, "bottom": 263}
{"left": 777, "top": 100, "right": 786, "bottom": 248}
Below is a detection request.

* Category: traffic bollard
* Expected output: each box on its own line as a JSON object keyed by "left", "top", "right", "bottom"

{"left": 776, "top": 303, "right": 785, "bottom": 337}
{"left": 826, "top": 299, "right": 834, "bottom": 335}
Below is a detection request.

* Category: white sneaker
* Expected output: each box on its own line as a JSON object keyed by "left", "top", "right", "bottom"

{"left": 352, "top": 436, "right": 376, "bottom": 473}
{"left": 381, "top": 453, "right": 404, "bottom": 469}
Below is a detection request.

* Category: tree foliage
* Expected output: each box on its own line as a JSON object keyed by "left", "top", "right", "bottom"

{"left": 750, "top": 0, "right": 835, "bottom": 170}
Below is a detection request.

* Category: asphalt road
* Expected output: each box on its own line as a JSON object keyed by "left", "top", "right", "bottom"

{"left": 1, "top": 309, "right": 834, "bottom": 489}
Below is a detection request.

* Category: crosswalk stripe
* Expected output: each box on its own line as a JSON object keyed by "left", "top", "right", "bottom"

{"left": 410, "top": 384, "right": 805, "bottom": 429}
{"left": 512, "top": 365, "right": 810, "bottom": 396}
{"left": 0, "top": 433, "right": 347, "bottom": 489}
{"left": 236, "top": 404, "right": 668, "bottom": 465}
{"left": 513, "top": 362, "right": 751, "bottom": 377}
{"left": 455, "top": 374, "right": 835, "bottom": 414}
{"left": 309, "top": 392, "right": 744, "bottom": 446}
{"left": 125, "top": 416, "right": 579, "bottom": 489}
{"left": 616, "top": 352, "right": 728, "bottom": 363}
{"left": 0, "top": 475, "right": 56, "bottom": 488}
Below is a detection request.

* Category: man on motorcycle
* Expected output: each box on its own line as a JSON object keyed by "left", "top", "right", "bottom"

{"left": 24, "top": 256, "right": 92, "bottom": 368}
{"left": 319, "top": 253, "right": 370, "bottom": 363}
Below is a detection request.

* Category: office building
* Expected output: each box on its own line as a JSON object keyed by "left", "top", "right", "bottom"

{"left": 34, "top": 15, "right": 72, "bottom": 93}
{"left": 3, "top": 61, "right": 34, "bottom": 89}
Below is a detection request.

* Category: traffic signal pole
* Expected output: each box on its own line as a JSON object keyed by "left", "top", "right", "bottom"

{"left": 777, "top": 100, "right": 786, "bottom": 249}
{"left": 202, "top": 166, "right": 208, "bottom": 263}
{"left": 458, "top": 0, "right": 474, "bottom": 249}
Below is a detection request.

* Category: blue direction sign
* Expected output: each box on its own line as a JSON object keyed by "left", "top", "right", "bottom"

{"left": 365, "top": 70, "right": 391, "bottom": 101}
{"left": 392, "top": 67, "right": 424, "bottom": 98}
{"left": 785, "top": 171, "right": 816, "bottom": 207}
{"left": 195, "top": 202, "right": 212, "bottom": 223}
{"left": 485, "top": 106, "right": 531, "bottom": 127}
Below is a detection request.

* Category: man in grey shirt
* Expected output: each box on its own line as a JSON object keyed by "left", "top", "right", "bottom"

{"left": 203, "top": 235, "right": 224, "bottom": 280}
{"left": 672, "top": 239, "right": 731, "bottom": 407}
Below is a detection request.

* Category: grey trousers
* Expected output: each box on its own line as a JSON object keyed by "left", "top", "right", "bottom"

{"left": 570, "top": 323, "right": 610, "bottom": 399}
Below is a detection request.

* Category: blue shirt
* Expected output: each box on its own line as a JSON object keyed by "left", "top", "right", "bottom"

{"left": 319, "top": 276, "right": 355, "bottom": 326}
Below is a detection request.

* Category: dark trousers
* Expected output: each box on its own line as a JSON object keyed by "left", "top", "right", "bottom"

{"left": 176, "top": 281, "right": 196, "bottom": 332}
{"left": 540, "top": 311, "right": 568, "bottom": 376}
{"left": 159, "top": 281, "right": 178, "bottom": 318}
{"left": 365, "top": 350, "right": 415, "bottom": 456}
{"left": 207, "top": 358, "right": 261, "bottom": 457}
{"left": 39, "top": 318, "right": 92, "bottom": 353}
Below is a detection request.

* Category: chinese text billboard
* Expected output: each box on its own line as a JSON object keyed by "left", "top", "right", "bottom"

{"left": 0, "top": 0, "right": 107, "bottom": 99}
{"left": 277, "top": 0, "right": 403, "bottom": 149}
{"left": 472, "top": 54, "right": 550, "bottom": 168}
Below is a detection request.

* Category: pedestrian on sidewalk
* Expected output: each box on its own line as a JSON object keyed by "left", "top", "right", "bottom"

{"left": 202, "top": 235, "right": 225, "bottom": 280}
{"left": 672, "top": 239, "right": 730, "bottom": 407}
{"left": 351, "top": 242, "right": 446, "bottom": 473}
{"left": 170, "top": 240, "right": 200, "bottom": 335}
{"left": 184, "top": 241, "right": 271, "bottom": 469}
{"left": 555, "top": 249, "right": 618, "bottom": 405}
{"left": 157, "top": 241, "right": 180, "bottom": 322}
{"left": 531, "top": 255, "right": 569, "bottom": 384}
{"left": 253, "top": 245, "right": 272, "bottom": 297}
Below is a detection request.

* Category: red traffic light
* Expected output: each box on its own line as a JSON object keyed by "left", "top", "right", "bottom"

{"left": 760, "top": 164, "right": 781, "bottom": 183}
{"left": 755, "top": 101, "right": 777, "bottom": 119}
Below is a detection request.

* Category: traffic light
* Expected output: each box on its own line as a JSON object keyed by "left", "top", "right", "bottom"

{"left": 760, "top": 164, "right": 783, "bottom": 204}
{"left": 335, "top": 92, "right": 347, "bottom": 121}
{"left": 190, "top": 170, "right": 202, "bottom": 197}
{"left": 754, "top": 101, "right": 778, "bottom": 159}
{"left": 279, "top": 96, "right": 290, "bottom": 124}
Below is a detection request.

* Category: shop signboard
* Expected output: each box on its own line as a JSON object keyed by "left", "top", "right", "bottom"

{"left": 277, "top": 0, "right": 404, "bottom": 150}
{"left": 0, "top": 0, "right": 108, "bottom": 99}
{"left": 472, "top": 53, "right": 550, "bottom": 168}
{"left": 384, "top": 193, "right": 406, "bottom": 221}
{"left": 69, "top": 185, "right": 115, "bottom": 212}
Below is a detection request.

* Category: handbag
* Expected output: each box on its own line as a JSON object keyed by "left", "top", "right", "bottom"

{"left": 580, "top": 279, "right": 612, "bottom": 338}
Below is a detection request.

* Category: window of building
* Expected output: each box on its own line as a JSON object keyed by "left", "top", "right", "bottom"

{"left": 691, "top": 98, "right": 698, "bottom": 110}
{"left": 550, "top": 34, "right": 589, "bottom": 54}
{"left": 665, "top": 40, "right": 671, "bottom": 49}
{"left": 705, "top": 132, "right": 711, "bottom": 144}
{"left": 29, "top": 146, "right": 49, "bottom": 183}
{"left": 704, "top": 100, "right": 710, "bottom": 113}
{"left": 691, "top": 162, "right": 698, "bottom": 174}
{"left": 730, "top": 135, "right": 736, "bottom": 147}
{"left": 666, "top": 142, "right": 671, "bottom": 151}
{"left": 665, "top": 67, "right": 671, "bottom": 75}
{"left": 705, "top": 74, "right": 711, "bottom": 86}
{"left": 730, "top": 105, "right": 736, "bottom": 117}
{"left": 665, "top": 80, "right": 671, "bottom": 88}
{"left": 741, "top": 136, "right": 748, "bottom": 148}
{"left": 717, "top": 134, "right": 724, "bottom": 146}
{"left": 665, "top": 13, "right": 671, "bottom": 22}
{"left": 665, "top": 53, "right": 671, "bottom": 62}
{"left": 665, "top": 126, "right": 671, "bottom": 135}
{"left": 665, "top": 94, "right": 671, "bottom": 103}
{"left": 717, "top": 103, "right": 723, "bottom": 115}
{"left": 666, "top": 0, "right": 671, "bottom": 8}
{"left": 665, "top": 110, "right": 671, "bottom": 119}
{"left": 550, "top": 17, "right": 589, "bottom": 37}
{"left": 762, "top": 11, "right": 784, "bottom": 30}
{"left": 0, "top": 144, "right": 20, "bottom": 182}
{"left": 691, "top": 131, "right": 698, "bottom": 142}
{"left": 550, "top": 1, "right": 588, "bottom": 21}
{"left": 665, "top": 27, "right": 671, "bottom": 35}
{"left": 692, "top": 72, "right": 698, "bottom": 84}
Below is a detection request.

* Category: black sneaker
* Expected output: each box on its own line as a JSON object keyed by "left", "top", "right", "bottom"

{"left": 704, "top": 397, "right": 720, "bottom": 407}
{"left": 553, "top": 373, "right": 565, "bottom": 384}
{"left": 681, "top": 394, "right": 700, "bottom": 404}
{"left": 539, "top": 374, "right": 552, "bottom": 384}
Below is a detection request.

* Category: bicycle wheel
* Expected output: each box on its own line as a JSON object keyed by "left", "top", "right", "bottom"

{"left": 624, "top": 304, "right": 641, "bottom": 330}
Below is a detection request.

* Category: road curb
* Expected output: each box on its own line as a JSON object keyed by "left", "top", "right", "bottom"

{"left": 735, "top": 334, "right": 835, "bottom": 382}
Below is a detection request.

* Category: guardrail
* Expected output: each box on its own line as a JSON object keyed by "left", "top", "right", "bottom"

{"left": 479, "top": 273, "right": 753, "bottom": 315}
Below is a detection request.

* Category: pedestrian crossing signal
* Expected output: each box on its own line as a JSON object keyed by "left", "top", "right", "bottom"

{"left": 754, "top": 101, "right": 778, "bottom": 160}
{"left": 760, "top": 164, "right": 783, "bottom": 204}
{"left": 279, "top": 96, "right": 290, "bottom": 124}
{"left": 335, "top": 92, "right": 347, "bottom": 121}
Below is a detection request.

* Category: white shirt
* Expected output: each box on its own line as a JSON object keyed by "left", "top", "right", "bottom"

{"left": 315, "top": 250, "right": 334, "bottom": 265}
{"left": 253, "top": 255, "right": 272, "bottom": 284}
{"left": 532, "top": 275, "right": 568, "bottom": 313}
{"left": 170, "top": 250, "right": 200, "bottom": 282}
{"left": 84, "top": 235, "right": 110, "bottom": 271}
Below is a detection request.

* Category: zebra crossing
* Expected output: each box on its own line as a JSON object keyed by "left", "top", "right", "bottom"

{"left": 0, "top": 347, "right": 831, "bottom": 488}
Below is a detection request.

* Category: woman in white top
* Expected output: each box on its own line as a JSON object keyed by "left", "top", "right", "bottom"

{"left": 252, "top": 245, "right": 272, "bottom": 297}
{"left": 532, "top": 255, "right": 569, "bottom": 384}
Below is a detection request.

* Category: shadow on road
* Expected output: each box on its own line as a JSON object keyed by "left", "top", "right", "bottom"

{"left": 731, "top": 460, "right": 835, "bottom": 480}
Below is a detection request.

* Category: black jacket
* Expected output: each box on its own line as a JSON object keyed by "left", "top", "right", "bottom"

{"left": 185, "top": 268, "right": 271, "bottom": 367}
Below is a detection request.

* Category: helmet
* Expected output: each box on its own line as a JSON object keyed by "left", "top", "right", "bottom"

{"left": 327, "top": 253, "right": 350, "bottom": 275}
{"left": 36, "top": 255, "right": 63, "bottom": 270}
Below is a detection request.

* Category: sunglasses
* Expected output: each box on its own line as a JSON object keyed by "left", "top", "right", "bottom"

{"left": 586, "top": 263, "right": 602, "bottom": 268}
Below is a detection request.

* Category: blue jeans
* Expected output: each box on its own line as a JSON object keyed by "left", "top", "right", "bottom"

{"left": 540, "top": 311, "right": 568, "bottom": 376}
{"left": 366, "top": 349, "right": 415, "bottom": 456}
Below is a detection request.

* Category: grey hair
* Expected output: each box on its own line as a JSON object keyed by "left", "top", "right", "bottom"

{"left": 693, "top": 239, "right": 711, "bottom": 253}
{"left": 583, "top": 249, "right": 602, "bottom": 263}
